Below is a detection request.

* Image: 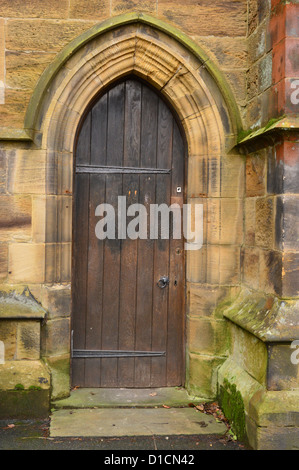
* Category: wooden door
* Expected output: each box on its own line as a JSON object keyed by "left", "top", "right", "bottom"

{"left": 72, "top": 78, "right": 185, "bottom": 388}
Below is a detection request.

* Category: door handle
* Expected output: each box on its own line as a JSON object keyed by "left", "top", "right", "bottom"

{"left": 157, "top": 276, "right": 170, "bottom": 289}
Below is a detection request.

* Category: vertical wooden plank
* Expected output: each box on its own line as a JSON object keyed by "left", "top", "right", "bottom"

{"left": 100, "top": 83, "right": 125, "bottom": 386}
{"left": 76, "top": 113, "right": 91, "bottom": 166}
{"left": 118, "top": 81, "right": 142, "bottom": 386}
{"left": 91, "top": 94, "right": 108, "bottom": 166}
{"left": 167, "top": 118, "right": 185, "bottom": 386}
{"left": 84, "top": 173, "right": 105, "bottom": 387}
{"left": 134, "top": 84, "right": 158, "bottom": 387}
{"left": 72, "top": 173, "right": 89, "bottom": 386}
{"left": 151, "top": 100, "right": 173, "bottom": 387}
{"left": 107, "top": 82, "right": 125, "bottom": 167}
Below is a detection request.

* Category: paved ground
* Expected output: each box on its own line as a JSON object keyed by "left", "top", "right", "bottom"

{"left": 0, "top": 388, "right": 249, "bottom": 451}
{"left": 0, "top": 419, "right": 247, "bottom": 450}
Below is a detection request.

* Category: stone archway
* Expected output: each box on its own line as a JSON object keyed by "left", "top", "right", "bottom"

{"left": 28, "top": 13, "right": 244, "bottom": 399}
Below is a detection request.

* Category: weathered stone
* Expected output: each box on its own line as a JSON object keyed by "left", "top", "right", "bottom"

{"left": 187, "top": 283, "right": 233, "bottom": 320}
{"left": 255, "top": 197, "right": 274, "bottom": 249}
{"left": 8, "top": 243, "right": 45, "bottom": 283}
{"left": 41, "top": 284, "right": 71, "bottom": 319}
{"left": 0, "top": 195, "right": 32, "bottom": 241}
{"left": 0, "top": 288, "right": 46, "bottom": 319}
{"left": 44, "top": 354, "right": 70, "bottom": 400}
{"left": 259, "top": 249, "right": 282, "bottom": 296}
{"left": 0, "top": 89, "right": 31, "bottom": 129}
{"left": 6, "top": 52, "right": 56, "bottom": 91}
{"left": 7, "top": 149, "right": 46, "bottom": 194}
{"left": 187, "top": 352, "right": 225, "bottom": 399}
{"left": 242, "top": 247, "right": 260, "bottom": 291}
{"left": 17, "top": 321, "right": 40, "bottom": 360}
{"left": 246, "top": 152, "right": 266, "bottom": 197}
{"left": 267, "top": 343, "right": 299, "bottom": 391}
{"left": 6, "top": 19, "right": 97, "bottom": 52}
{"left": 192, "top": 36, "right": 247, "bottom": 69}
{"left": 41, "top": 318, "right": 70, "bottom": 357}
{"left": 157, "top": 0, "right": 247, "bottom": 37}
{"left": 230, "top": 323, "right": 268, "bottom": 386}
{"left": 187, "top": 317, "right": 230, "bottom": 357}
{"left": 70, "top": 0, "right": 110, "bottom": 19}
{"left": 244, "top": 198, "right": 256, "bottom": 246}
{"left": 0, "top": 244, "right": 8, "bottom": 280}
{"left": 0, "top": 0, "right": 69, "bottom": 18}
{"left": 276, "top": 195, "right": 299, "bottom": 252}
{"left": 282, "top": 252, "right": 299, "bottom": 297}
{"left": 112, "top": 0, "right": 157, "bottom": 15}
{"left": 0, "top": 359, "right": 50, "bottom": 390}
{"left": 249, "top": 389, "right": 299, "bottom": 427}
{"left": 0, "top": 321, "right": 17, "bottom": 360}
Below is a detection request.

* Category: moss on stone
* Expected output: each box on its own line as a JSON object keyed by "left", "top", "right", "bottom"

{"left": 219, "top": 378, "right": 246, "bottom": 441}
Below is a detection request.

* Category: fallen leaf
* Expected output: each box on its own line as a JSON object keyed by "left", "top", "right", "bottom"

{"left": 149, "top": 392, "right": 157, "bottom": 397}
{"left": 162, "top": 405, "right": 171, "bottom": 409}
{"left": 7, "top": 424, "right": 15, "bottom": 428}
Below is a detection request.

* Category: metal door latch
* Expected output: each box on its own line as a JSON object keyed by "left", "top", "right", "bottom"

{"left": 157, "top": 276, "right": 170, "bottom": 289}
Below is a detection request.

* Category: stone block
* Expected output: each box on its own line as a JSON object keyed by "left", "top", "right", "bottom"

{"left": 220, "top": 198, "right": 243, "bottom": 245}
{"left": 0, "top": 150, "right": 6, "bottom": 194}
{"left": 276, "top": 195, "right": 299, "bottom": 251}
{"left": 17, "top": 321, "right": 40, "bottom": 360}
{"left": 0, "top": 359, "right": 50, "bottom": 390}
{"left": 7, "top": 149, "right": 46, "bottom": 194}
{"left": 267, "top": 343, "right": 299, "bottom": 391}
{"left": 255, "top": 197, "right": 275, "bottom": 249}
{"left": 0, "top": 195, "right": 32, "bottom": 241}
{"left": 0, "top": 88, "right": 31, "bottom": 129}
{"left": 41, "top": 284, "right": 71, "bottom": 319}
{"left": 259, "top": 249, "right": 282, "bottom": 296}
{"left": 0, "top": 244, "right": 8, "bottom": 280}
{"left": 230, "top": 323, "right": 268, "bottom": 386}
{"left": 282, "top": 252, "right": 299, "bottom": 298}
{"left": 8, "top": 243, "right": 45, "bottom": 283}
{"left": 187, "top": 352, "right": 225, "bottom": 399}
{"left": 157, "top": 0, "right": 247, "bottom": 37}
{"left": 220, "top": 155, "right": 245, "bottom": 198}
{"left": 187, "top": 283, "right": 232, "bottom": 320}
{"left": 0, "top": 321, "right": 17, "bottom": 360}
{"left": 244, "top": 197, "right": 256, "bottom": 246}
{"left": 70, "top": 0, "right": 110, "bottom": 19}
{"left": 112, "top": 0, "right": 156, "bottom": 15}
{"left": 187, "top": 317, "right": 230, "bottom": 357}
{"left": 193, "top": 36, "right": 247, "bottom": 69}
{"left": 5, "top": 51, "right": 56, "bottom": 91}
{"left": 242, "top": 246, "right": 260, "bottom": 291}
{"left": 0, "top": 0, "right": 69, "bottom": 18}
{"left": 41, "top": 317, "right": 70, "bottom": 357}
{"left": 246, "top": 152, "right": 266, "bottom": 197}
{"left": 6, "top": 19, "right": 96, "bottom": 52}
{"left": 44, "top": 354, "right": 70, "bottom": 400}
{"left": 249, "top": 389, "right": 299, "bottom": 428}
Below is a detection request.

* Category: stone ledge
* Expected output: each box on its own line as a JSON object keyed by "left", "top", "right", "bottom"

{"left": 0, "top": 288, "right": 46, "bottom": 319}
{"left": 0, "top": 360, "right": 50, "bottom": 390}
{"left": 236, "top": 116, "right": 299, "bottom": 154}
{"left": 222, "top": 288, "right": 299, "bottom": 343}
{"left": 249, "top": 389, "right": 299, "bottom": 428}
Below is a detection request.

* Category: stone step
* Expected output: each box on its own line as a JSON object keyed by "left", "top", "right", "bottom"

{"left": 52, "top": 387, "right": 206, "bottom": 409}
{"left": 50, "top": 407, "right": 227, "bottom": 438}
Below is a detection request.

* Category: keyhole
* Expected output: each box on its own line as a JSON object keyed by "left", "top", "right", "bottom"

{"left": 174, "top": 280, "right": 178, "bottom": 286}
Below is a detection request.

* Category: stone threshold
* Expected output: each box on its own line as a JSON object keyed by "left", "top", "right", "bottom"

{"left": 52, "top": 387, "right": 206, "bottom": 409}
{"left": 50, "top": 407, "right": 227, "bottom": 438}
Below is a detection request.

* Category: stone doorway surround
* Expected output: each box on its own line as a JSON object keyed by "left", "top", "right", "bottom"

{"left": 1, "top": 12, "right": 247, "bottom": 441}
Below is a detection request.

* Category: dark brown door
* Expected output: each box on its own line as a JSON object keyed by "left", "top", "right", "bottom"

{"left": 72, "top": 78, "right": 185, "bottom": 388}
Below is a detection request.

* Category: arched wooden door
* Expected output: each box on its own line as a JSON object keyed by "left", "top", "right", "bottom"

{"left": 72, "top": 78, "right": 185, "bottom": 388}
